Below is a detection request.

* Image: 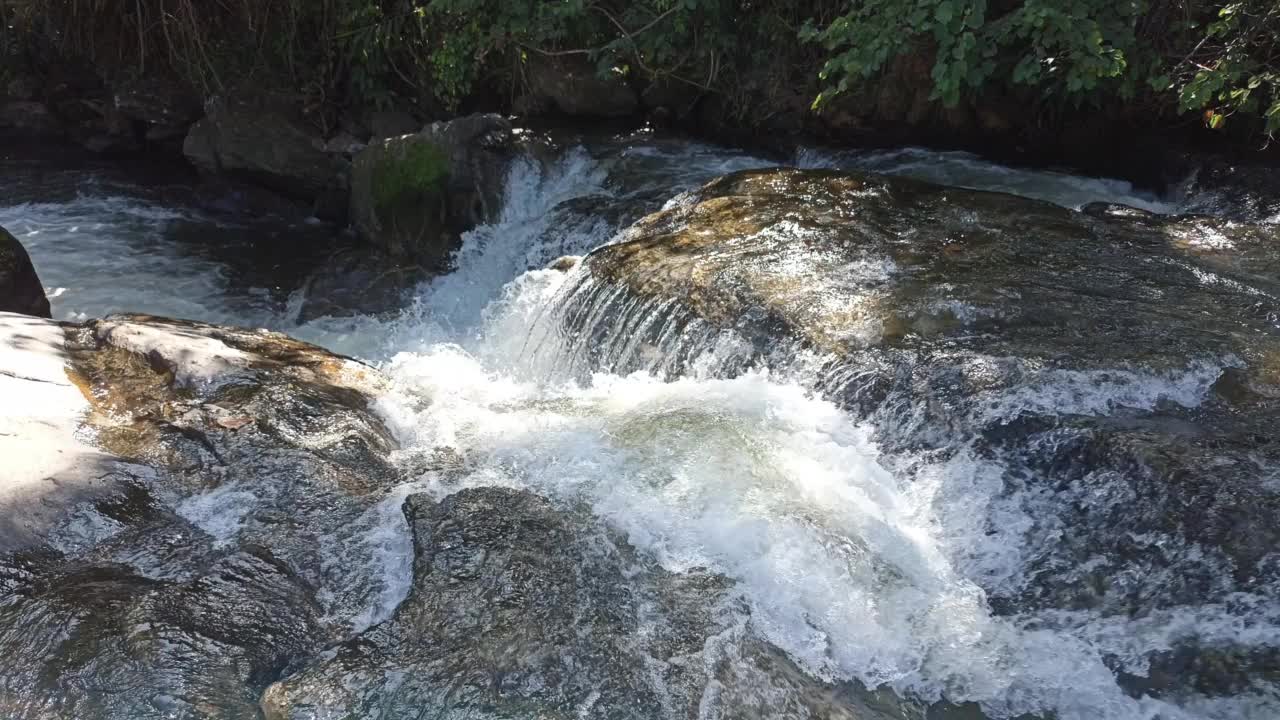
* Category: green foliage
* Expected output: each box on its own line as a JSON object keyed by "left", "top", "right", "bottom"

{"left": 5, "top": 0, "right": 1279, "bottom": 139}
{"left": 804, "top": 0, "right": 1279, "bottom": 138}
{"left": 805, "top": 0, "right": 1145, "bottom": 109}
{"left": 371, "top": 140, "right": 450, "bottom": 211}
{"left": 1168, "top": 1, "right": 1280, "bottom": 135}
{"left": 418, "top": 0, "right": 738, "bottom": 99}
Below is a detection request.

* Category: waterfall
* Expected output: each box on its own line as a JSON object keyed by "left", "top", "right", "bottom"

{"left": 6, "top": 132, "right": 1277, "bottom": 720}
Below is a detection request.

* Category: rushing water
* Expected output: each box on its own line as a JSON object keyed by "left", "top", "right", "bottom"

{"left": 4, "top": 133, "right": 1277, "bottom": 719}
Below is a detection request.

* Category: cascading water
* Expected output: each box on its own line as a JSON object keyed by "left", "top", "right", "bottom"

{"left": 5, "top": 133, "right": 1277, "bottom": 719}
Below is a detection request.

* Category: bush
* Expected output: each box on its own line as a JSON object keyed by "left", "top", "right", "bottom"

{"left": 4, "top": 0, "right": 1278, "bottom": 140}
{"left": 805, "top": 0, "right": 1280, "bottom": 138}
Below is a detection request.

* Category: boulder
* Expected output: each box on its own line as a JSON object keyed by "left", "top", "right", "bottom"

{"left": 114, "top": 75, "right": 202, "bottom": 128}
{"left": 1181, "top": 156, "right": 1280, "bottom": 223}
{"left": 0, "top": 313, "right": 405, "bottom": 717}
{"left": 261, "top": 487, "right": 884, "bottom": 720}
{"left": 571, "top": 169, "right": 1280, "bottom": 375}
{"left": 0, "top": 226, "right": 51, "bottom": 318}
{"left": 523, "top": 57, "right": 639, "bottom": 118}
{"left": 182, "top": 89, "right": 349, "bottom": 213}
{"left": 349, "top": 113, "right": 514, "bottom": 266}
{"left": 0, "top": 544, "right": 325, "bottom": 718}
{"left": 365, "top": 109, "right": 420, "bottom": 140}
{"left": 0, "top": 100, "right": 63, "bottom": 137}
{"left": 554, "top": 168, "right": 1280, "bottom": 701}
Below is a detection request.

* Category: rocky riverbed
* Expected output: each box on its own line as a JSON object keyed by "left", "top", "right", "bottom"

{"left": 1, "top": 134, "right": 1278, "bottom": 719}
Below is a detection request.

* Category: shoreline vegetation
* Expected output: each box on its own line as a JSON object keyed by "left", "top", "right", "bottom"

{"left": 1, "top": 2, "right": 1278, "bottom": 193}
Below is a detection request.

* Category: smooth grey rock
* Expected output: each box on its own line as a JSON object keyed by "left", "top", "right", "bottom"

{"left": 182, "top": 88, "right": 350, "bottom": 204}
{"left": 0, "top": 226, "right": 50, "bottom": 317}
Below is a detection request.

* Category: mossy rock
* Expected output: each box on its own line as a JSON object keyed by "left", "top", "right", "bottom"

{"left": 370, "top": 139, "right": 450, "bottom": 213}
{"left": 351, "top": 135, "right": 451, "bottom": 267}
{"left": 349, "top": 114, "right": 513, "bottom": 269}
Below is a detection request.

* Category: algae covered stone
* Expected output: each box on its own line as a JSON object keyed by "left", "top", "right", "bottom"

{"left": 350, "top": 114, "right": 514, "bottom": 268}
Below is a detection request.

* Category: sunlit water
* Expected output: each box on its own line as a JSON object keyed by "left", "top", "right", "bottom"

{"left": 4, "top": 133, "right": 1276, "bottom": 720}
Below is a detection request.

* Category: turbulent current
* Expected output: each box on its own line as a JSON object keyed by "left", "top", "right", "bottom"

{"left": 5, "top": 135, "right": 1277, "bottom": 720}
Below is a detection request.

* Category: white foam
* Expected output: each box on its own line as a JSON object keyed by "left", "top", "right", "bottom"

{"left": 176, "top": 482, "right": 257, "bottom": 546}
{"left": 798, "top": 146, "right": 1179, "bottom": 213}
{"left": 360, "top": 143, "right": 1277, "bottom": 720}
{"left": 981, "top": 358, "right": 1232, "bottom": 421}
{"left": 5, "top": 138, "right": 1275, "bottom": 720}
{"left": 378, "top": 354, "right": 1265, "bottom": 719}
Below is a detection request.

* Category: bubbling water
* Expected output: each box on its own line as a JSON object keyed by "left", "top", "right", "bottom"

{"left": 351, "top": 145, "right": 1277, "bottom": 719}
{"left": 6, "top": 135, "right": 1277, "bottom": 719}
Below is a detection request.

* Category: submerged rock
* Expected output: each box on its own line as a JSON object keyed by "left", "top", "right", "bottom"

{"left": 262, "top": 487, "right": 892, "bottom": 720}
{"left": 0, "top": 313, "right": 400, "bottom": 718}
{"left": 0, "top": 226, "right": 51, "bottom": 317}
{"left": 295, "top": 247, "right": 428, "bottom": 322}
{"left": 350, "top": 113, "right": 514, "bottom": 267}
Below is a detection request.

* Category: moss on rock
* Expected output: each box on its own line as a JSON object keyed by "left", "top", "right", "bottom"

{"left": 349, "top": 114, "right": 513, "bottom": 268}
{"left": 370, "top": 139, "right": 450, "bottom": 213}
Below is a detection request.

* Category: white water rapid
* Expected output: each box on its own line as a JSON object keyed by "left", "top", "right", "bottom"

{"left": 5, "top": 134, "right": 1276, "bottom": 720}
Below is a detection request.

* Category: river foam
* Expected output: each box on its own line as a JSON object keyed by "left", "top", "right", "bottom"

{"left": 6, "top": 134, "right": 1276, "bottom": 719}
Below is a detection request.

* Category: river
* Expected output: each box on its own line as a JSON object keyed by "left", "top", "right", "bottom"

{"left": 3, "top": 131, "right": 1275, "bottom": 720}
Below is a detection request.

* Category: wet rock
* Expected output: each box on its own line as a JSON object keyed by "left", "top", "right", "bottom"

{"left": 576, "top": 169, "right": 1280, "bottom": 373}
{"left": 0, "top": 314, "right": 122, "bottom": 554}
{"left": 262, "top": 487, "right": 882, "bottom": 720}
{"left": 0, "top": 542, "right": 325, "bottom": 719}
{"left": 0, "top": 100, "right": 63, "bottom": 137}
{"left": 0, "top": 226, "right": 51, "bottom": 317}
{"left": 114, "top": 75, "right": 202, "bottom": 128}
{"left": 350, "top": 113, "right": 514, "bottom": 266}
{"left": 547, "top": 254, "right": 582, "bottom": 272}
{"left": 365, "top": 109, "right": 420, "bottom": 140}
{"left": 183, "top": 88, "right": 350, "bottom": 211}
{"left": 522, "top": 57, "right": 640, "bottom": 118}
{"left": 563, "top": 168, "right": 1280, "bottom": 701}
{"left": 1181, "top": 156, "right": 1280, "bottom": 223}
{"left": 0, "top": 313, "right": 404, "bottom": 717}
{"left": 1080, "top": 201, "right": 1157, "bottom": 220}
